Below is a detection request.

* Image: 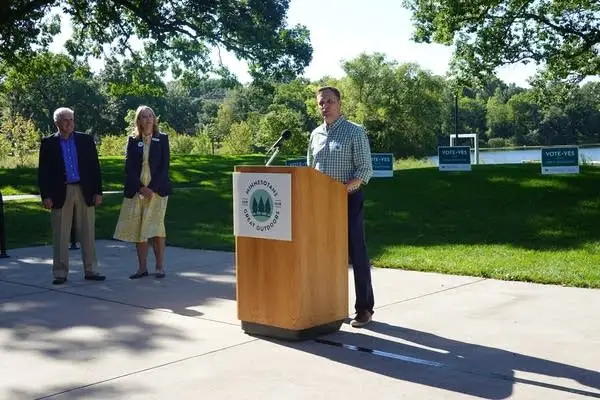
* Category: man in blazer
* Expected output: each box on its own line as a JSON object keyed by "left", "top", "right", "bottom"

{"left": 37, "top": 107, "right": 106, "bottom": 285}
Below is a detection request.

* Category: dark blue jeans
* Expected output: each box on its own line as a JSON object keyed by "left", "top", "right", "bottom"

{"left": 348, "top": 189, "right": 374, "bottom": 314}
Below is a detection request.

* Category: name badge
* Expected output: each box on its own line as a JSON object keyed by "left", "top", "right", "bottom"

{"left": 152, "top": 137, "right": 160, "bottom": 142}
{"left": 329, "top": 141, "right": 341, "bottom": 151}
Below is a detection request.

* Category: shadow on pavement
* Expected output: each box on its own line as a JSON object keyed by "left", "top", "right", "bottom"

{"left": 0, "top": 290, "right": 189, "bottom": 362}
{"left": 7, "top": 381, "right": 147, "bottom": 400}
{"left": 0, "top": 247, "right": 237, "bottom": 362}
{"left": 275, "top": 321, "right": 600, "bottom": 400}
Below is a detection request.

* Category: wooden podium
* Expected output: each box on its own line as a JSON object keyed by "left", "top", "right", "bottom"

{"left": 233, "top": 165, "right": 348, "bottom": 340}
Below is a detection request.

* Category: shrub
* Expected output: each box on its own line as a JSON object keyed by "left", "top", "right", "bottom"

{"left": 256, "top": 106, "right": 308, "bottom": 156}
{"left": 221, "top": 121, "right": 254, "bottom": 155}
{"left": 0, "top": 153, "right": 38, "bottom": 168}
{"left": 190, "top": 132, "right": 212, "bottom": 155}
{"left": 168, "top": 132, "right": 212, "bottom": 155}
{"left": 0, "top": 115, "right": 42, "bottom": 166}
{"left": 169, "top": 134, "right": 195, "bottom": 154}
{"left": 0, "top": 133, "right": 10, "bottom": 161}
{"left": 98, "top": 134, "right": 127, "bottom": 157}
{"left": 487, "top": 138, "right": 508, "bottom": 148}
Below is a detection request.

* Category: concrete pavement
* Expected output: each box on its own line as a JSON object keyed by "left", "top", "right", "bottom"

{"left": 2, "top": 194, "right": 41, "bottom": 201}
{"left": 0, "top": 241, "right": 598, "bottom": 399}
{"left": 1, "top": 187, "right": 203, "bottom": 202}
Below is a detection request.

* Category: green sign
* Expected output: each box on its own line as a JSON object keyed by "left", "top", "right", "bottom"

{"left": 541, "top": 147, "right": 579, "bottom": 174}
{"left": 371, "top": 153, "right": 394, "bottom": 177}
{"left": 438, "top": 146, "right": 471, "bottom": 171}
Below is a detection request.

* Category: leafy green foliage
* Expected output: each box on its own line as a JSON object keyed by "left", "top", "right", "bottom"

{"left": 339, "top": 53, "right": 445, "bottom": 157}
{"left": 0, "top": 132, "right": 10, "bottom": 160}
{"left": 456, "top": 96, "right": 487, "bottom": 137}
{"left": 221, "top": 121, "right": 254, "bottom": 155}
{"left": 1, "top": 0, "right": 312, "bottom": 81}
{"left": 0, "top": 52, "right": 105, "bottom": 134}
{"left": 257, "top": 105, "right": 307, "bottom": 155}
{"left": 0, "top": 1, "right": 60, "bottom": 60}
{"left": 102, "top": 58, "right": 167, "bottom": 98}
{"left": 507, "top": 91, "right": 542, "bottom": 145}
{"left": 98, "top": 135, "right": 127, "bottom": 157}
{"left": 487, "top": 137, "right": 510, "bottom": 148}
{"left": 169, "top": 134, "right": 212, "bottom": 155}
{"left": 0, "top": 115, "right": 42, "bottom": 166}
{"left": 404, "top": 0, "right": 600, "bottom": 83}
{"left": 486, "top": 93, "right": 514, "bottom": 139}
{"left": 211, "top": 103, "right": 235, "bottom": 144}
{"left": 164, "top": 80, "right": 203, "bottom": 134}
{"left": 0, "top": 50, "right": 599, "bottom": 159}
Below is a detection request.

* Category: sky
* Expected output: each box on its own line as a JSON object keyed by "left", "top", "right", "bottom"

{"left": 50, "top": 0, "right": 540, "bottom": 87}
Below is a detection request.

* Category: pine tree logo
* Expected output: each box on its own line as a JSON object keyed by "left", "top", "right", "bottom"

{"left": 250, "top": 189, "right": 273, "bottom": 222}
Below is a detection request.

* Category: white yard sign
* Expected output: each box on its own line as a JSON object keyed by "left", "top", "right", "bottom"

{"left": 233, "top": 172, "right": 292, "bottom": 241}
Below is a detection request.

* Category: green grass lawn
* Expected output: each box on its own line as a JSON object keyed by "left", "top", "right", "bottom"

{"left": 2, "top": 156, "right": 600, "bottom": 288}
{"left": 0, "top": 154, "right": 267, "bottom": 195}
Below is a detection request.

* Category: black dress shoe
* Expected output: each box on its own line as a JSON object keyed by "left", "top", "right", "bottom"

{"left": 84, "top": 274, "right": 106, "bottom": 281}
{"left": 155, "top": 272, "right": 166, "bottom": 279}
{"left": 52, "top": 277, "right": 67, "bottom": 285}
{"left": 129, "top": 271, "right": 149, "bottom": 279}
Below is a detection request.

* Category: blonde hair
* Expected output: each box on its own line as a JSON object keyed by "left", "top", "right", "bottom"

{"left": 132, "top": 105, "right": 159, "bottom": 138}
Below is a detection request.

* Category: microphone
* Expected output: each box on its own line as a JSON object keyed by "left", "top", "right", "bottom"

{"left": 266, "top": 129, "right": 291, "bottom": 153}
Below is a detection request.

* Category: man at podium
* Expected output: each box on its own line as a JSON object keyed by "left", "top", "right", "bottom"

{"left": 307, "top": 86, "right": 375, "bottom": 328}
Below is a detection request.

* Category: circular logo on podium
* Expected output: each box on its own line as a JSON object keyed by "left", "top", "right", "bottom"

{"left": 241, "top": 179, "right": 282, "bottom": 232}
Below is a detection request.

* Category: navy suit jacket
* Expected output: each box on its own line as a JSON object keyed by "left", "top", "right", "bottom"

{"left": 123, "top": 132, "right": 172, "bottom": 198}
{"left": 37, "top": 131, "right": 103, "bottom": 209}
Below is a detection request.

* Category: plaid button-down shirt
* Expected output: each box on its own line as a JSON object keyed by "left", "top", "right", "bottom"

{"left": 307, "top": 116, "right": 373, "bottom": 184}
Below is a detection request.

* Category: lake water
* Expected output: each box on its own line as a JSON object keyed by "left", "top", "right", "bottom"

{"left": 427, "top": 147, "right": 600, "bottom": 165}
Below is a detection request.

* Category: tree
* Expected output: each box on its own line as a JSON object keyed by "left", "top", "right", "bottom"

{"left": 340, "top": 53, "right": 445, "bottom": 157}
{"left": 458, "top": 96, "right": 487, "bottom": 138}
{"left": 507, "top": 91, "right": 542, "bottom": 145}
{"left": 204, "top": 102, "right": 235, "bottom": 152}
{"left": 258, "top": 197, "right": 265, "bottom": 215}
{"left": 252, "top": 198, "right": 258, "bottom": 215}
{"left": 403, "top": 0, "right": 600, "bottom": 82}
{"left": 0, "top": 1, "right": 60, "bottom": 61}
{"left": 221, "top": 121, "right": 254, "bottom": 155}
{"left": 0, "top": 129, "right": 11, "bottom": 161}
{"left": 538, "top": 106, "right": 572, "bottom": 145}
{"left": 0, "top": 115, "right": 42, "bottom": 166}
{"left": 256, "top": 105, "right": 307, "bottom": 156}
{"left": 223, "top": 84, "right": 273, "bottom": 123}
{"left": 272, "top": 78, "right": 321, "bottom": 132}
{"left": 163, "top": 80, "right": 202, "bottom": 134}
{"left": 486, "top": 91, "right": 514, "bottom": 140}
{"left": 0, "top": 52, "right": 105, "bottom": 134}
{"left": 97, "top": 56, "right": 167, "bottom": 134}
{"left": 1, "top": 0, "right": 312, "bottom": 81}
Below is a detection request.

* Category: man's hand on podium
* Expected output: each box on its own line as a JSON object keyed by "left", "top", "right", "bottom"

{"left": 345, "top": 178, "right": 363, "bottom": 194}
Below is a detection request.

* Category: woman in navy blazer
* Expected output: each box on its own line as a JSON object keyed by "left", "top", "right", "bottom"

{"left": 114, "top": 105, "right": 172, "bottom": 279}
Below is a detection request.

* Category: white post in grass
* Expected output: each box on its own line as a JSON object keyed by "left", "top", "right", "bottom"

{"left": 450, "top": 133, "right": 479, "bottom": 164}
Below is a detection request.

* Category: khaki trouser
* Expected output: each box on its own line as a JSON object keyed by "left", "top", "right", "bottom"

{"left": 51, "top": 184, "right": 97, "bottom": 278}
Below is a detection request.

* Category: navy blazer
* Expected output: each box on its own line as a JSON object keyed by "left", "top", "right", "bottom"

{"left": 123, "top": 132, "right": 172, "bottom": 198}
{"left": 37, "top": 131, "right": 103, "bottom": 209}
